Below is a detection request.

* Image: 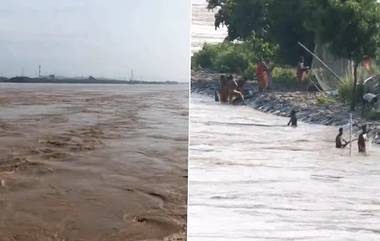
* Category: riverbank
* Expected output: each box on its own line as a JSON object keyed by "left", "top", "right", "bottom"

{"left": 192, "top": 69, "right": 379, "bottom": 135}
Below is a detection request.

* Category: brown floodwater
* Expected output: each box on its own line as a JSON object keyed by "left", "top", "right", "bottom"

{"left": 0, "top": 83, "right": 188, "bottom": 241}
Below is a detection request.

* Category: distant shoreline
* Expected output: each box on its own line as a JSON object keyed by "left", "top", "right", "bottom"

{"left": 0, "top": 76, "right": 181, "bottom": 85}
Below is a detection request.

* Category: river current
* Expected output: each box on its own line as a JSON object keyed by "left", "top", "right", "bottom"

{"left": 188, "top": 94, "right": 380, "bottom": 241}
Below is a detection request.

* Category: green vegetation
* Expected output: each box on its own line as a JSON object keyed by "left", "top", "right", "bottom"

{"left": 192, "top": 35, "right": 279, "bottom": 74}
{"left": 191, "top": 43, "right": 218, "bottom": 70}
{"left": 242, "top": 63, "right": 257, "bottom": 80}
{"left": 365, "top": 111, "right": 380, "bottom": 120}
{"left": 196, "top": 0, "right": 380, "bottom": 111}
{"left": 307, "top": 0, "right": 380, "bottom": 110}
{"left": 338, "top": 64, "right": 375, "bottom": 104}
{"left": 316, "top": 94, "right": 337, "bottom": 105}
{"left": 338, "top": 76, "right": 355, "bottom": 104}
{"left": 271, "top": 67, "right": 298, "bottom": 88}
{"left": 213, "top": 45, "right": 247, "bottom": 73}
{"left": 206, "top": 0, "right": 315, "bottom": 65}
{"left": 192, "top": 42, "right": 310, "bottom": 88}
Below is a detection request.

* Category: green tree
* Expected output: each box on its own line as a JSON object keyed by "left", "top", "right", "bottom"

{"left": 207, "top": 0, "right": 315, "bottom": 65}
{"left": 191, "top": 35, "right": 278, "bottom": 73}
{"left": 207, "top": 0, "right": 271, "bottom": 40}
{"left": 308, "top": 0, "right": 380, "bottom": 110}
{"left": 268, "top": 0, "right": 315, "bottom": 65}
{"left": 207, "top": 0, "right": 380, "bottom": 110}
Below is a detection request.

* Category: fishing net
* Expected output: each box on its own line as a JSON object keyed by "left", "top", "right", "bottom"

{"left": 311, "top": 42, "right": 354, "bottom": 92}
{"left": 310, "top": 42, "right": 380, "bottom": 111}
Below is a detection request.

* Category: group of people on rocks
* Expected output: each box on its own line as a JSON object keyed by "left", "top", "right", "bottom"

{"left": 215, "top": 74, "right": 246, "bottom": 104}
{"left": 216, "top": 56, "right": 310, "bottom": 100}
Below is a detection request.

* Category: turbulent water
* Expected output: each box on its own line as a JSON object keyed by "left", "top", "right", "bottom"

{"left": 0, "top": 83, "right": 188, "bottom": 241}
{"left": 191, "top": 0, "right": 226, "bottom": 54}
{"left": 189, "top": 94, "right": 380, "bottom": 241}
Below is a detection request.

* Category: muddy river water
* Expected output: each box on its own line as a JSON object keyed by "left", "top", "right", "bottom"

{"left": 0, "top": 83, "right": 188, "bottom": 241}
{"left": 189, "top": 94, "right": 380, "bottom": 241}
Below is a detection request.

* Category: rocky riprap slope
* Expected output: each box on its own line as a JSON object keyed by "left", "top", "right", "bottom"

{"left": 191, "top": 70, "right": 379, "bottom": 129}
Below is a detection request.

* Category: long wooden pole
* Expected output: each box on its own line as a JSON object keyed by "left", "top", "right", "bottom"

{"left": 349, "top": 113, "right": 352, "bottom": 156}
{"left": 297, "top": 42, "right": 343, "bottom": 83}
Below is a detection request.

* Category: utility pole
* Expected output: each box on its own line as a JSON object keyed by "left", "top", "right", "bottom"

{"left": 130, "top": 69, "right": 134, "bottom": 81}
{"left": 38, "top": 65, "right": 41, "bottom": 78}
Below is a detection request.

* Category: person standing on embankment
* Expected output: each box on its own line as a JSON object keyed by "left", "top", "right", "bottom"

{"left": 256, "top": 60, "right": 269, "bottom": 91}
{"left": 264, "top": 59, "right": 274, "bottom": 89}
{"left": 296, "top": 56, "right": 309, "bottom": 82}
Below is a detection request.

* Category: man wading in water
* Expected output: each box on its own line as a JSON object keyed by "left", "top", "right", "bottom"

{"left": 358, "top": 125, "right": 368, "bottom": 153}
{"left": 336, "top": 127, "right": 348, "bottom": 148}
{"left": 288, "top": 110, "right": 297, "bottom": 127}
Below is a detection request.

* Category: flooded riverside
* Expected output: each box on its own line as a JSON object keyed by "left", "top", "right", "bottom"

{"left": 0, "top": 84, "right": 188, "bottom": 241}
{"left": 188, "top": 93, "right": 380, "bottom": 241}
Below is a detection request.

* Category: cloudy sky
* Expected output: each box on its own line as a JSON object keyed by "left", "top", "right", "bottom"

{"left": 0, "top": 1, "right": 191, "bottom": 82}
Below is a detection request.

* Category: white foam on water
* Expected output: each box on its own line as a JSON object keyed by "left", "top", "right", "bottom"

{"left": 191, "top": 0, "right": 227, "bottom": 54}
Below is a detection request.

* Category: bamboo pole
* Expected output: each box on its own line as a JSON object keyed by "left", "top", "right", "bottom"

{"left": 349, "top": 113, "right": 352, "bottom": 156}
{"left": 297, "top": 42, "right": 343, "bottom": 83}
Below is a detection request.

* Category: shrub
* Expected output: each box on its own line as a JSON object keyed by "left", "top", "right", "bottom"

{"left": 243, "top": 63, "right": 257, "bottom": 80}
{"left": 214, "top": 45, "right": 247, "bottom": 73}
{"left": 271, "top": 67, "right": 297, "bottom": 88}
{"left": 191, "top": 43, "right": 218, "bottom": 69}
{"left": 338, "top": 75, "right": 364, "bottom": 104}
{"left": 338, "top": 76, "right": 353, "bottom": 103}
{"left": 191, "top": 34, "right": 279, "bottom": 74}
{"left": 316, "top": 94, "right": 336, "bottom": 105}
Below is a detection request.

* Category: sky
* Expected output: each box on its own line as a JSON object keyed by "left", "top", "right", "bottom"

{"left": 0, "top": 1, "right": 191, "bottom": 82}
